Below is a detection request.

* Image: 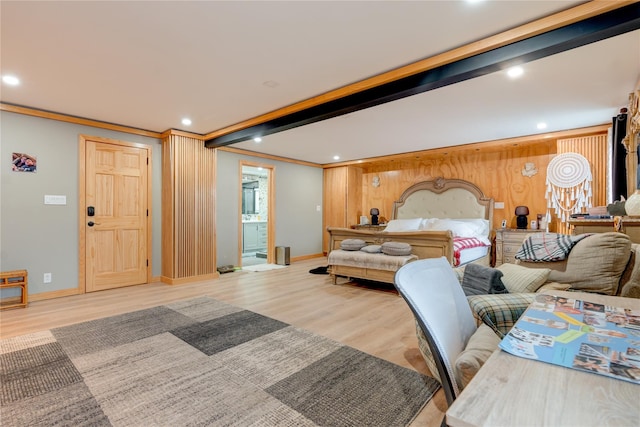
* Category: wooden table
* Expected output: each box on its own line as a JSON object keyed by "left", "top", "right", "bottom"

{"left": 446, "top": 291, "right": 640, "bottom": 427}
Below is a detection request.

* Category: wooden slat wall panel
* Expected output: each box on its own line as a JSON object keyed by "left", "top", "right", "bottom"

{"left": 161, "top": 136, "right": 174, "bottom": 279}
{"left": 162, "top": 134, "right": 216, "bottom": 280}
{"left": 557, "top": 135, "right": 608, "bottom": 206}
{"left": 556, "top": 134, "right": 608, "bottom": 234}
{"left": 197, "top": 144, "right": 216, "bottom": 275}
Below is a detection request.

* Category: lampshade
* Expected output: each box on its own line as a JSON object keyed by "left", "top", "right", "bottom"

{"left": 370, "top": 208, "right": 380, "bottom": 215}
{"left": 515, "top": 206, "right": 529, "bottom": 216}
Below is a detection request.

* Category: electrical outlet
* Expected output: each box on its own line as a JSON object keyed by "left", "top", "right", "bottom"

{"left": 43, "top": 273, "right": 52, "bottom": 283}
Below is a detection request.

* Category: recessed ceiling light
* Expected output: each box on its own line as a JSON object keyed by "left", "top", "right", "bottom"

{"left": 181, "top": 118, "right": 192, "bottom": 126}
{"left": 253, "top": 137, "right": 262, "bottom": 143}
{"left": 507, "top": 66, "right": 524, "bottom": 79}
{"left": 537, "top": 122, "right": 547, "bottom": 130}
{"left": 2, "top": 75, "right": 20, "bottom": 86}
{"left": 333, "top": 155, "right": 340, "bottom": 160}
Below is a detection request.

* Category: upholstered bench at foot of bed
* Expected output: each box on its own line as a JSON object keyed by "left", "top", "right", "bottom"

{"left": 327, "top": 249, "right": 418, "bottom": 284}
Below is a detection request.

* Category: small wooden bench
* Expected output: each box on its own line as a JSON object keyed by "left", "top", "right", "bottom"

{"left": 0, "top": 269, "right": 28, "bottom": 309}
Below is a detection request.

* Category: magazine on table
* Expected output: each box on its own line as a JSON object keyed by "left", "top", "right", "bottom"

{"left": 499, "top": 294, "right": 640, "bottom": 384}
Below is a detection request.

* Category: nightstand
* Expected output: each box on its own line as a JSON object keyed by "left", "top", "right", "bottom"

{"left": 494, "top": 228, "right": 542, "bottom": 266}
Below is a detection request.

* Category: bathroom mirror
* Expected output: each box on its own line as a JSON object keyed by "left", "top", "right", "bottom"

{"left": 242, "top": 181, "right": 259, "bottom": 214}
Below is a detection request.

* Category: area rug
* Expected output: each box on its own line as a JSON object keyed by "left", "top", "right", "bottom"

{"left": 242, "top": 263, "right": 287, "bottom": 272}
{"left": 0, "top": 296, "right": 439, "bottom": 426}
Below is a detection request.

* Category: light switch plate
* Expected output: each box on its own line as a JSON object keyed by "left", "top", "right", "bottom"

{"left": 44, "top": 195, "right": 66, "bottom": 205}
{"left": 495, "top": 202, "right": 505, "bottom": 209}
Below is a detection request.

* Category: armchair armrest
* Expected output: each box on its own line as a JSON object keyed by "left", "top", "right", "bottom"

{"left": 467, "top": 293, "right": 536, "bottom": 338}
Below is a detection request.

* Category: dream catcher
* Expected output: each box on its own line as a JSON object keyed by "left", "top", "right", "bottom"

{"left": 545, "top": 152, "right": 592, "bottom": 225}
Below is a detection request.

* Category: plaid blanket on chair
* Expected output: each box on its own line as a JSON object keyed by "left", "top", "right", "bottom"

{"left": 515, "top": 232, "right": 591, "bottom": 262}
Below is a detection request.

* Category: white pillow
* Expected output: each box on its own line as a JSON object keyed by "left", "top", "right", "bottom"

{"left": 383, "top": 218, "right": 423, "bottom": 232}
{"left": 455, "top": 219, "right": 490, "bottom": 237}
{"left": 420, "top": 218, "right": 437, "bottom": 230}
{"left": 429, "top": 219, "right": 478, "bottom": 238}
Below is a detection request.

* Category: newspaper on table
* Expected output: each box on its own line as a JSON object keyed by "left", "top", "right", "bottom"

{"left": 499, "top": 294, "right": 640, "bottom": 384}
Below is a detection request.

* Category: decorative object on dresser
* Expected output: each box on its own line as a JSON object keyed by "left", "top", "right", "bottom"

{"left": 545, "top": 152, "right": 593, "bottom": 226}
{"left": 494, "top": 228, "right": 542, "bottom": 267}
{"left": 514, "top": 205, "right": 529, "bottom": 229}
{"left": 624, "top": 190, "right": 640, "bottom": 216}
{"left": 369, "top": 207, "right": 380, "bottom": 225}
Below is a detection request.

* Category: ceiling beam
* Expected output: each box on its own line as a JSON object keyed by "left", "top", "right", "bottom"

{"left": 206, "top": 2, "right": 640, "bottom": 148}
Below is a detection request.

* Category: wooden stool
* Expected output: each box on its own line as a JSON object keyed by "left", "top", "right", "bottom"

{"left": 0, "top": 270, "right": 28, "bottom": 309}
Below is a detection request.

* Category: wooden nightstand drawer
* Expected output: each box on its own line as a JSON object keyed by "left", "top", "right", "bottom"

{"left": 495, "top": 228, "right": 541, "bottom": 266}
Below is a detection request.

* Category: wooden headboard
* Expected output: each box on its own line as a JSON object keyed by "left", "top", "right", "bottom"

{"left": 392, "top": 177, "right": 494, "bottom": 225}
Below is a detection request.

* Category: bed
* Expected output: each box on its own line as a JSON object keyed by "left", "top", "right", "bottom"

{"left": 327, "top": 177, "right": 494, "bottom": 285}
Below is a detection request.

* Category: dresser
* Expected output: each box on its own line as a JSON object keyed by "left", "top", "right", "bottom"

{"left": 494, "top": 228, "right": 542, "bottom": 266}
{"left": 568, "top": 217, "right": 640, "bottom": 243}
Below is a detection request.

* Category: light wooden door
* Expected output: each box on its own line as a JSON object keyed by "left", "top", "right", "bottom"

{"left": 85, "top": 139, "right": 149, "bottom": 292}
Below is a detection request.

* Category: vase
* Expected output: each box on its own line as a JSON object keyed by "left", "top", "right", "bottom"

{"left": 625, "top": 190, "right": 640, "bottom": 216}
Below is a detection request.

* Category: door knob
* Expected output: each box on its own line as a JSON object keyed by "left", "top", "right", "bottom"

{"left": 87, "top": 221, "right": 100, "bottom": 227}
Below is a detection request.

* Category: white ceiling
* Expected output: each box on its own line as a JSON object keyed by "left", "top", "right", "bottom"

{"left": 2, "top": 1, "right": 639, "bottom": 164}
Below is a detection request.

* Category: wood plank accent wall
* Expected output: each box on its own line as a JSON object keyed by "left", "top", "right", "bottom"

{"left": 323, "top": 130, "right": 611, "bottom": 240}
{"left": 322, "top": 166, "right": 362, "bottom": 253}
{"left": 358, "top": 141, "right": 557, "bottom": 231}
{"left": 162, "top": 133, "right": 217, "bottom": 283}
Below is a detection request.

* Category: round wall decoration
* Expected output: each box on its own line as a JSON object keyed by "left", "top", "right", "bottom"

{"left": 545, "top": 152, "right": 592, "bottom": 225}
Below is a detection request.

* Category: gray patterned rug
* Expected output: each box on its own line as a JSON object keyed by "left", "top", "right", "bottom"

{"left": 1, "top": 296, "right": 439, "bottom": 426}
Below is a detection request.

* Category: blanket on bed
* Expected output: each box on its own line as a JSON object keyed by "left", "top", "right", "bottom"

{"left": 515, "top": 233, "right": 591, "bottom": 262}
{"left": 453, "top": 237, "right": 491, "bottom": 266}
{"left": 328, "top": 250, "right": 418, "bottom": 271}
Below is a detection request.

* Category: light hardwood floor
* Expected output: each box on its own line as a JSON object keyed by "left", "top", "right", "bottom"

{"left": 0, "top": 258, "right": 446, "bottom": 426}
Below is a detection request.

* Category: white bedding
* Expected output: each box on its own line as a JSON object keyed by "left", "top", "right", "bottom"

{"left": 458, "top": 245, "right": 490, "bottom": 265}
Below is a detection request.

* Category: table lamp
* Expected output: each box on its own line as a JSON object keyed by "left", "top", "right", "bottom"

{"left": 370, "top": 208, "right": 380, "bottom": 225}
{"left": 515, "top": 205, "right": 529, "bottom": 229}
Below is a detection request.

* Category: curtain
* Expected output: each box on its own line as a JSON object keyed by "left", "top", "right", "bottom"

{"left": 611, "top": 112, "right": 628, "bottom": 200}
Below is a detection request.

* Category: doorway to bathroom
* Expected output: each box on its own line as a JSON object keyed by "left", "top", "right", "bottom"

{"left": 240, "top": 163, "right": 274, "bottom": 266}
